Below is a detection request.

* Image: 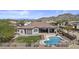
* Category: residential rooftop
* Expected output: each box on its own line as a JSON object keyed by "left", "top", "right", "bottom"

{"left": 17, "top": 22, "right": 57, "bottom": 29}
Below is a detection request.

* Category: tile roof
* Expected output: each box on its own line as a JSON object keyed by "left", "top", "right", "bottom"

{"left": 17, "top": 22, "right": 57, "bottom": 29}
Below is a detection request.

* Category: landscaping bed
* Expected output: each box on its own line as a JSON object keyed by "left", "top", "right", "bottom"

{"left": 58, "top": 29, "right": 76, "bottom": 40}
{"left": 15, "top": 36, "right": 41, "bottom": 47}
{"left": 16, "top": 36, "right": 41, "bottom": 43}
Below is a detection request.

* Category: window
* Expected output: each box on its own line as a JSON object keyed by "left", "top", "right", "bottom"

{"left": 27, "top": 29, "right": 32, "bottom": 34}
{"left": 24, "top": 29, "right": 26, "bottom": 34}
{"left": 21, "top": 30, "right": 23, "bottom": 33}
{"left": 34, "top": 28, "right": 38, "bottom": 32}
{"left": 17, "top": 29, "right": 19, "bottom": 32}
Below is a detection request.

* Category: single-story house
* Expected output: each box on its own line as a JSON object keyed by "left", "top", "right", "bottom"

{"left": 68, "top": 21, "right": 79, "bottom": 29}
{"left": 16, "top": 22, "right": 58, "bottom": 36}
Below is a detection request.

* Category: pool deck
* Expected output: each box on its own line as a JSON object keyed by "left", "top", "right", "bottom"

{"left": 39, "top": 33, "right": 56, "bottom": 39}
{"left": 39, "top": 33, "right": 71, "bottom": 48}
{"left": 39, "top": 33, "right": 56, "bottom": 45}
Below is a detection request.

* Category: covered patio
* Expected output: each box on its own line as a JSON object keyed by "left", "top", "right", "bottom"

{"left": 39, "top": 28, "right": 55, "bottom": 33}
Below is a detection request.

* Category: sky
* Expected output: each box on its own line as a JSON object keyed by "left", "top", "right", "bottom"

{"left": 0, "top": 10, "right": 79, "bottom": 19}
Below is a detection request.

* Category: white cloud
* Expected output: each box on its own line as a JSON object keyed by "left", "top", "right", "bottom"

{"left": 0, "top": 10, "right": 30, "bottom": 19}
{"left": 0, "top": 10, "right": 29, "bottom": 15}
{"left": 8, "top": 10, "right": 30, "bottom": 16}
{"left": 61, "top": 10, "right": 73, "bottom": 14}
{"left": 19, "top": 10, "right": 30, "bottom": 16}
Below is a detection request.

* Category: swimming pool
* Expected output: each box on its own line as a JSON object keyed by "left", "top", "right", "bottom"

{"left": 44, "top": 36, "right": 61, "bottom": 45}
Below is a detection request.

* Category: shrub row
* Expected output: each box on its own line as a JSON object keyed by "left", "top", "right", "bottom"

{"left": 58, "top": 29, "right": 76, "bottom": 40}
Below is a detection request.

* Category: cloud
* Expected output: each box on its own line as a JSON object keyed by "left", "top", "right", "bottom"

{"left": 61, "top": 10, "right": 77, "bottom": 14}
{"left": 61, "top": 10, "right": 70, "bottom": 13}
{"left": 0, "top": 10, "right": 30, "bottom": 15}
{"left": 0, "top": 10, "right": 30, "bottom": 19}
{"left": 53, "top": 10, "right": 75, "bottom": 16}
{"left": 0, "top": 10, "right": 78, "bottom": 19}
{"left": 19, "top": 10, "right": 30, "bottom": 16}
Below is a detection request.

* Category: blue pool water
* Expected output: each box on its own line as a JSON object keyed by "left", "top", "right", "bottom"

{"left": 44, "top": 36, "right": 61, "bottom": 45}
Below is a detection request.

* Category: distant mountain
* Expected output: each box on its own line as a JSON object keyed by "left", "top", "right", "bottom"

{"left": 38, "top": 16, "right": 56, "bottom": 21}
{"left": 56, "top": 13, "right": 77, "bottom": 21}
{"left": 35, "top": 13, "right": 79, "bottom": 22}
{"left": 0, "top": 13, "right": 79, "bottom": 22}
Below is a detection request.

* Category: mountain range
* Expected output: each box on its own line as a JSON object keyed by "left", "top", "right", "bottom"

{"left": 34, "top": 13, "right": 79, "bottom": 21}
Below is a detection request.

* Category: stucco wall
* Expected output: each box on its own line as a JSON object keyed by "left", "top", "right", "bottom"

{"left": 17, "top": 29, "right": 26, "bottom": 35}
{"left": 77, "top": 25, "right": 79, "bottom": 29}
{"left": 32, "top": 28, "right": 39, "bottom": 35}
{"left": 17, "top": 28, "right": 39, "bottom": 36}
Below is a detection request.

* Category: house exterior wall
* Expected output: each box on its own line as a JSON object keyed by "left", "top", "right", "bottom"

{"left": 32, "top": 28, "right": 39, "bottom": 35}
{"left": 17, "top": 27, "right": 56, "bottom": 36}
{"left": 17, "top": 29, "right": 26, "bottom": 35}
{"left": 17, "top": 28, "right": 39, "bottom": 36}
{"left": 72, "top": 24, "right": 79, "bottom": 29}
{"left": 77, "top": 25, "right": 79, "bottom": 29}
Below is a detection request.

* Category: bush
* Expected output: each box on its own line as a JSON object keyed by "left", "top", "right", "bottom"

{"left": 0, "top": 20, "right": 15, "bottom": 42}
{"left": 64, "top": 26, "right": 74, "bottom": 30}
{"left": 58, "top": 29, "right": 76, "bottom": 40}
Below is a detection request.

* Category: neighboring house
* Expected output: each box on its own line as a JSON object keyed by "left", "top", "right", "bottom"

{"left": 16, "top": 22, "right": 58, "bottom": 36}
{"left": 58, "top": 21, "right": 69, "bottom": 27}
{"left": 68, "top": 21, "right": 79, "bottom": 29}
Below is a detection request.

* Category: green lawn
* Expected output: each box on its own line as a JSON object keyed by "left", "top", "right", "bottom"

{"left": 16, "top": 36, "right": 41, "bottom": 44}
